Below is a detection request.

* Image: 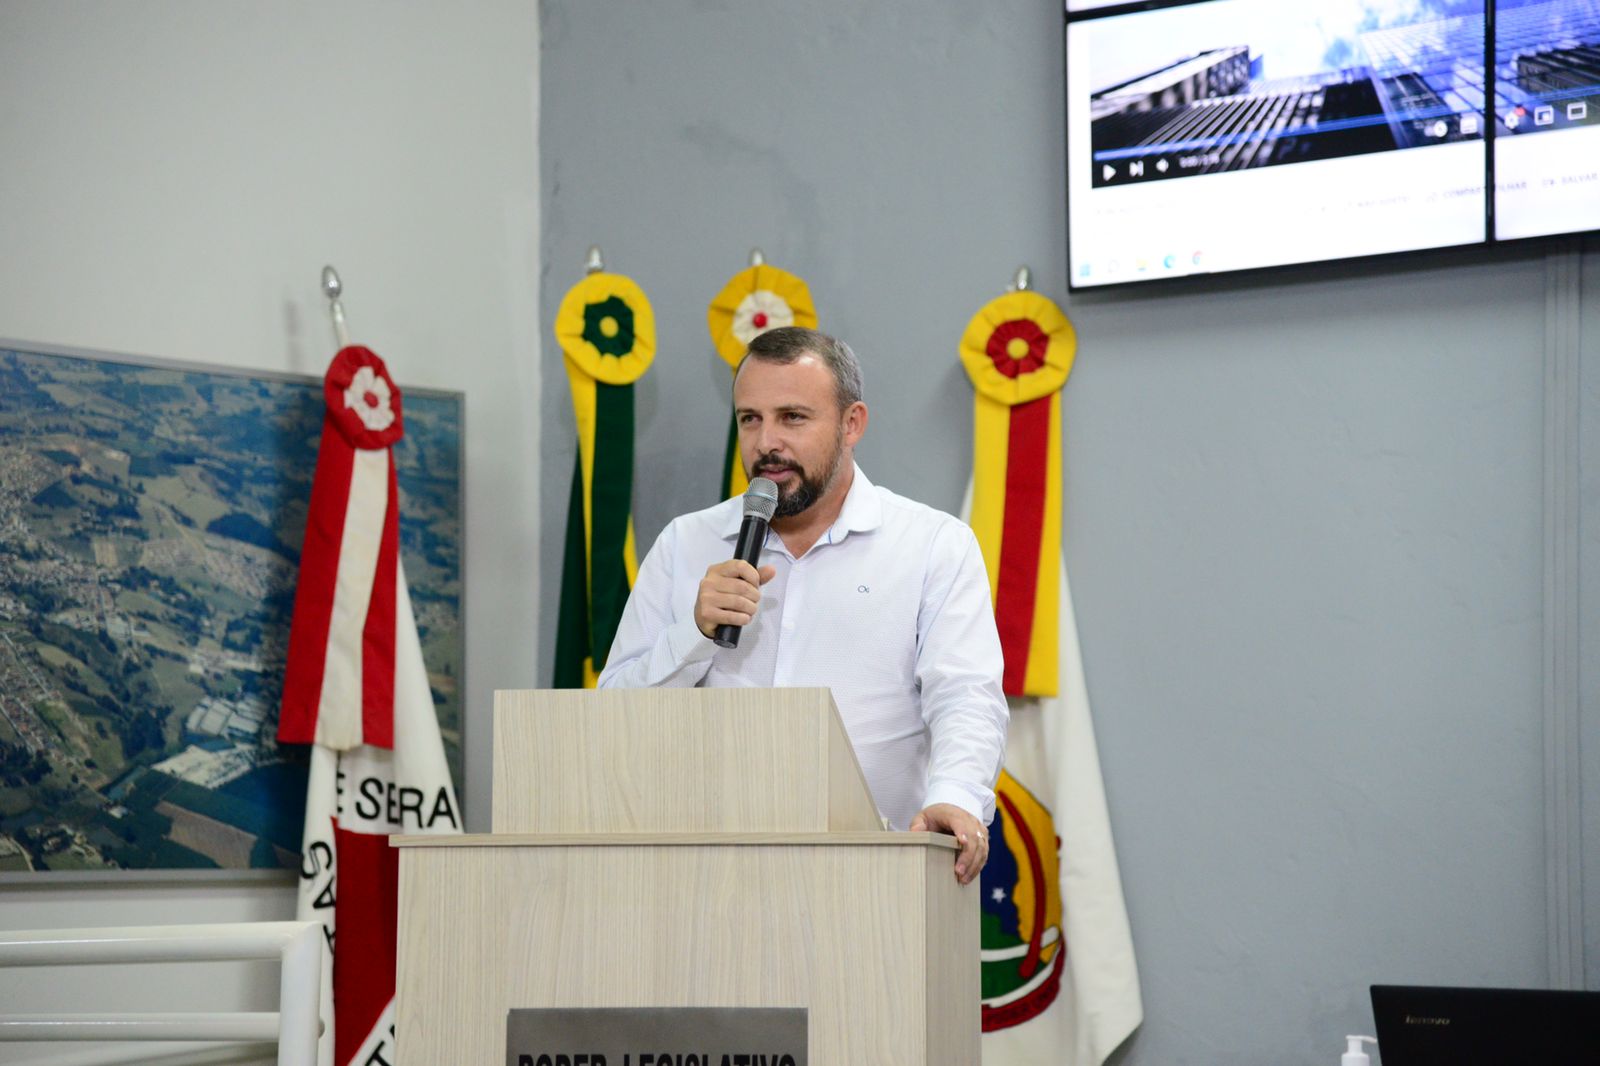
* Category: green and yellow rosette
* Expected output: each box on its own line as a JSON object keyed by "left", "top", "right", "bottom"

{"left": 960, "top": 290, "right": 1076, "bottom": 698}
{"left": 552, "top": 271, "right": 655, "bottom": 688}
{"left": 707, "top": 263, "right": 817, "bottom": 498}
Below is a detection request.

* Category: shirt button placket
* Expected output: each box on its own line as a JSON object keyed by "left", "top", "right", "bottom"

{"left": 774, "top": 555, "right": 802, "bottom": 687}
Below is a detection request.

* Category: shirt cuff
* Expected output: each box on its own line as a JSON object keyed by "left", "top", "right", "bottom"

{"left": 923, "top": 778, "right": 996, "bottom": 826}
{"left": 664, "top": 613, "right": 720, "bottom": 666}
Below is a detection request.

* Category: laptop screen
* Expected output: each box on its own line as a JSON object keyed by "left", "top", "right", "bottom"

{"left": 1370, "top": 985, "right": 1600, "bottom": 1065}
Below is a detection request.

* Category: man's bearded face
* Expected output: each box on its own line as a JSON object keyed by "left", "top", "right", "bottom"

{"left": 734, "top": 352, "right": 861, "bottom": 521}
{"left": 750, "top": 418, "right": 846, "bottom": 518}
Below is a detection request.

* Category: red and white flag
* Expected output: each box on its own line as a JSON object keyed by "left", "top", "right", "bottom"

{"left": 279, "top": 347, "right": 461, "bottom": 1066}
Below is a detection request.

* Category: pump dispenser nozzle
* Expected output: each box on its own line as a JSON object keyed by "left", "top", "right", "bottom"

{"left": 1342, "top": 1035, "right": 1377, "bottom": 1066}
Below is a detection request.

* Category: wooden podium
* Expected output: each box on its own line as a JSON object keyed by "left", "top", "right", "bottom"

{"left": 394, "top": 688, "right": 978, "bottom": 1065}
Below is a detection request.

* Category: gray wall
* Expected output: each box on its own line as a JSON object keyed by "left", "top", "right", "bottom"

{"left": 540, "top": 2, "right": 1597, "bottom": 1064}
{"left": 1582, "top": 251, "right": 1600, "bottom": 993}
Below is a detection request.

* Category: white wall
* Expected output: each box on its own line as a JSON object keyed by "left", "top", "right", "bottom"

{"left": 0, "top": 2, "right": 540, "bottom": 1060}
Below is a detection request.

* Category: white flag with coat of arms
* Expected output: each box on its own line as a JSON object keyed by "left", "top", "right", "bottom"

{"left": 965, "top": 477, "right": 1142, "bottom": 1065}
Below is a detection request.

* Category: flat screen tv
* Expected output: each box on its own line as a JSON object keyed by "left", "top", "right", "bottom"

{"left": 1492, "top": 0, "right": 1600, "bottom": 239}
{"left": 1066, "top": 1, "right": 1521, "bottom": 289}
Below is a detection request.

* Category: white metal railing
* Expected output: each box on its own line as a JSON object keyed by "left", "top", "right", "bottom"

{"left": 0, "top": 922, "right": 321, "bottom": 1066}
{"left": 0, "top": 1040, "right": 279, "bottom": 1066}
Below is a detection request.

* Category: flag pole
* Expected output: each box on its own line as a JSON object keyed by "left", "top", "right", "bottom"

{"left": 321, "top": 265, "right": 350, "bottom": 348}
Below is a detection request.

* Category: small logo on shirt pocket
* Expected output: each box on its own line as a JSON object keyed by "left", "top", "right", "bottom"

{"left": 857, "top": 585, "right": 870, "bottom": 594}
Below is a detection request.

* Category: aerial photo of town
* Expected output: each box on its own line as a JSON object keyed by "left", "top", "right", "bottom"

{"left": 0, "top": 345, "right": 462, "bottom": 872}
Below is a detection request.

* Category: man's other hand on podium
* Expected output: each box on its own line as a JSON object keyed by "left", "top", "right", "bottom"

{"left": 909, "top": 802, "right": 989, "bottom": 885}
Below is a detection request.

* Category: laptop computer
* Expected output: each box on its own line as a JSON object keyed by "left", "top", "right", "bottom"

{"left": 1370, "top": 984, "right": 1600, "bottom": 1065}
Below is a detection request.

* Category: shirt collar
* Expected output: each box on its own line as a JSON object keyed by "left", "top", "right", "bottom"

{"left": 718, "top": 462, "right": 881, "bottom": 542}
{"left": 829, "top": 463, "right": 882, "bottom": 540}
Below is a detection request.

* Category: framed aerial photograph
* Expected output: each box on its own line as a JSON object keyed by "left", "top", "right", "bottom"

{"left": 0, "top": 341, "right": 463, "bottom": 875}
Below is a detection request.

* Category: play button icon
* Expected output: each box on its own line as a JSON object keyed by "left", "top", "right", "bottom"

{"left": 1102, "top": 164, "right": 1117, "bottom": 181}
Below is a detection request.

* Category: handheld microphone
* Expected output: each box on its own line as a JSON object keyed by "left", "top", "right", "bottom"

{"left": 713, "top": 476, "right": 779, "bottom": 649}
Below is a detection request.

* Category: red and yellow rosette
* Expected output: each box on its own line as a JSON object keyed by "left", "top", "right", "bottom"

{"left": 552, "top": 271, "right": 655, "bottom": 687}
{"left": 960, "top": 290, "right": 1076, "bottom": 697}
{"left": 707, "top": 263, "right": 817, "bottom": 498}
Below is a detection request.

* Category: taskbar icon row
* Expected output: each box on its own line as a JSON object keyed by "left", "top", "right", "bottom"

{"left": 1076, "top": 251, "right": 1206, "bottom": 283}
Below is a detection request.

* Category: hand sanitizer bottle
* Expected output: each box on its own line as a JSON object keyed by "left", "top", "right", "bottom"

{"left": 1342, "top": 1035, "right": 1377, "bottom": 1066}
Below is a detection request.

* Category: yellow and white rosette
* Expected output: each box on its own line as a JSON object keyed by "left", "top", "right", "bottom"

{"left": 707, "top": 263, "right": 817, "bottom": 497}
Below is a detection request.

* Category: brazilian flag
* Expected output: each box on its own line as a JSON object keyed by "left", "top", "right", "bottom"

{"left": 552, "top": 273, "right": 655, "bottom": 687}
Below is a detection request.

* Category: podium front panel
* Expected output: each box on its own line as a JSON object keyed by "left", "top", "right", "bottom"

{"left": 395, "top": 836, "right": 977, "bottom": 1066}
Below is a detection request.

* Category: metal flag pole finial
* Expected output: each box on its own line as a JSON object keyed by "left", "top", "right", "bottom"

{"left": 1011, "top": 265, "right": 1033, "bottom": 293}
{"left": 585, "top": 246, "right": 605, "bottom": 275}
{"left": 322, "top": 265, "right": 350, "bottom": 348}
{"left": 749, "top": 247, "right": 766, "bottom": 267}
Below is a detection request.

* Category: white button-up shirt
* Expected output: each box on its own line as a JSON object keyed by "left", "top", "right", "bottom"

{"left": 598, "top": 465, "right": 1008, "bottom": 829}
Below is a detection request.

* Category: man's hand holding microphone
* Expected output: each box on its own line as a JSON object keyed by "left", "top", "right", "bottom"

{"left": 695, "top": 558, "right": 776, "bottom": 641}
{"left": 696, "top": 477, "right": 779, "bottom": 646}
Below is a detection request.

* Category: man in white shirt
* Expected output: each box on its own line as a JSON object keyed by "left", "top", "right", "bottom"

{"left": 598, "top": 326, "right": 1007, "bottom": 883}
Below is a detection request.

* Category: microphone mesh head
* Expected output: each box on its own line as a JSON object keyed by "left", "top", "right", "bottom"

{"left": 744, "top": 477, "right": 779, "bottom": 522}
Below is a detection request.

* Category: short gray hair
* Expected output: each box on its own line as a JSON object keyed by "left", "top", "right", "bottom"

{"left": 739, "top": 326, "right": 864, "bottom": 410}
